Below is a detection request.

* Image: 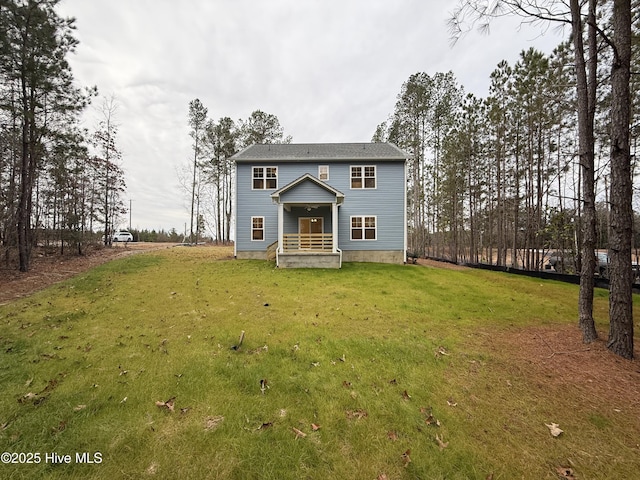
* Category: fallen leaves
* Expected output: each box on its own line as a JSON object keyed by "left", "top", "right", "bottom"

{"left": 401, "top": 448, "right": 411, "bottom": 467}
{"left": 420, "top": 406, "right": 441, "bottom": 427}
{"left": 18, "top": 375, "right": 64, "bottom": 406}
{"left": 292, "top": 427, "right": 307, "bottom": 439}
{"left": 435, "top": 346, "right": 450, "bottom": 358}
{"left": 545, "top": 422, "right": 564, "bottom": 437}
{"left": 204, "top": 415, "right": 224, "bottom": 431}
{"left": 155, "top": 396, "right": 175, "bottom": 412}
{"left": 435, "top": 433, "right": 449, "bottom": 450}
{"left": 556, "top": 466, "right": 576, "bottom": 479}
{"left": 345, "top": 409, "right": 368, "bottom": 420}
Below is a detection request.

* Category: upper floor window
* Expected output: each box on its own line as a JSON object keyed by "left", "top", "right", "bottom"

{"left": 318, "top": 165, "right": 329, "bottom": 181}
{"left": 351, "top": 165, "right": 376, "bottom": 189}
{"left": 253, "top": 166, "right": 277, "bottom": 189}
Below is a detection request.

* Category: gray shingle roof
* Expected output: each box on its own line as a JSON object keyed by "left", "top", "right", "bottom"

{"left": 232, "top": 142, "right": 408, "bottom": 162}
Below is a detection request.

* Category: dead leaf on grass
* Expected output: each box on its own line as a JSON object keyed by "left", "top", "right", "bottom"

{"left": 155, "top": 396, "right": 175, "bottom": 412}
{"left": 545, "top": 422, "right": 564, "bottom": 437}
{"left": 19, "top": 392, "right": 37, "bottom": 403}
{"left": 292, "top": 427, "right": 307, "bottom": 439}
{"left": 401, "top": 449, "right": 411, "bottom": 467}
{"left": 387, "top": 431, "right": 398, "bottom": 441}
{"left": 447, "top": 398, "right": 458, "bottom": 407}
{"left": 146, "top": 462, "right": 159, "bottom": 475}
{"left": 378, "top": 474, "right": 389, "bottom": 480}
{"left": 420, "top": 406, "right": 441, "bottom": 427}
{"left": 204, "top": 415, "right": 224, "bottom": 431}
{"left": 435, "top": 433, "right": 449, "bottom": 450}
{"left": 435, "top": 346, "right": 450, "bottom": 357}
{"left": 402, "top": 390, "right": 411, "bottom": 401}
{"left": 556, "top": 466, "right": 576, "bottom": 479}
{"left": 346, "top": 409, "right": 368, "bottom": 420}
{"left": 311, "top": 423, "right": 321, "bottom": 431}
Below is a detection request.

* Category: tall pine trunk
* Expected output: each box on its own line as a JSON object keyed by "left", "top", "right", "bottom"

{"left": 607, "top": 0, "right": 634, "bottom": 359}
{"left": 572, "top": 0, "right": 598, "bottom": 342}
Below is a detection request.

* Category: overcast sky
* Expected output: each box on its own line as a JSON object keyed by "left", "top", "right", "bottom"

{"left": 57, "top": 0, "right": 565, "bottom": 235}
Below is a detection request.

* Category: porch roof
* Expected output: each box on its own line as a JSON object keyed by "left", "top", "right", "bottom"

{"left": 270, "top": 173, "right": 345, "bottom": 205}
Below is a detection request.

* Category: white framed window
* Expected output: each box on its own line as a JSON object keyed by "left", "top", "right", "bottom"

{"left": 351, "top": 216, "right": 376, "bottom": 240}
{"left": 251, "top": 216, "right": 265, "bottom": 241}
{"left": 318, "top": 165, "right": 329, "bottom": 181}
{"left": 252, "top": 166, "right": 277, "bottom": 189}
{"left": 351, "top": 165, "right": 376, "bottom": 189}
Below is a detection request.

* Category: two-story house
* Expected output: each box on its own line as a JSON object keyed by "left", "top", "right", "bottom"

{"left": 232, "top": 142, "right": 408, "bottom": 268}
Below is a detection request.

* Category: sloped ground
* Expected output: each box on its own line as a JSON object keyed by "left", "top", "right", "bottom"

{"left": 0, "top": 242, "right": 172, "bottom": 305}
{"left": 420, "top": 258, "right": 640, "bottom": 423}
{"left": 2, "top": 251, "right": 638, "bottom": 418}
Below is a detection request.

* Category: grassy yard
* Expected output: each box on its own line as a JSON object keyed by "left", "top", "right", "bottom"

{"left": 0, "top": 246, "right": 638, "bottom": 479}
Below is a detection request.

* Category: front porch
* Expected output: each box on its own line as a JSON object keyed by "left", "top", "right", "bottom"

{"left": 283, "top": 233, "right": 333, "bottom": 251}
{"left": 270, "top": 174, "right": 344, "bottom": 268}
{"left": 277, "top": 233, "right": 342, "bottom": 268}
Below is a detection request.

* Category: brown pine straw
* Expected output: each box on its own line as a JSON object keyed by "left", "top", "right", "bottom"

{"left": 487, "top": 324, "right": 640, "bottom": 412}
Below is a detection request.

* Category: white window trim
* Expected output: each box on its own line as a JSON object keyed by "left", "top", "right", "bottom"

{"left": 251, "top": 216, "right": 265, "bottom": 241}
{"left": 318, "top": 165, "right": 329, "bottom": 181}
{"left": 252, "top": 166, "right": 278, "bottom": 190}
{"left": 350, "top": 165, "right": 376, "bottom": 189}
{"left": 350, "top": 215, "right": 377, "bottom": 241}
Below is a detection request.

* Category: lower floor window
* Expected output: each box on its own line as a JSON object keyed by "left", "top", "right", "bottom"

{"left": 351, "top": 216, "right": 376, "bottom": 240}
{"left": 252, "top": 217, "right": 264, "bottom": 240}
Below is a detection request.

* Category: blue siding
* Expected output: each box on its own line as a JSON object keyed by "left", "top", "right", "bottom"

{"left": 280, "top": 180, "right": 336, "bottom": 203}
{"left": 235, "top": 161, "right": 405, "bottom": 253}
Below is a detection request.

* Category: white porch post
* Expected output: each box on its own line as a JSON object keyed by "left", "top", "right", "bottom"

{"left": 332, "top": 201, "right": 338, "bottom": 252}
{"left": 278, "top": 202, "right": 284, "bottom": 253}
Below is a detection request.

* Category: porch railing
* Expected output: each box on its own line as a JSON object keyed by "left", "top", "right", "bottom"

{"left": 282, "top": 233, "right": 333, "bottom": 252}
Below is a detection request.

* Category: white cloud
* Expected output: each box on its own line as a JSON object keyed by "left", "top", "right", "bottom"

{"left": 57, "top": 0, "right": 564, "bottom": 231}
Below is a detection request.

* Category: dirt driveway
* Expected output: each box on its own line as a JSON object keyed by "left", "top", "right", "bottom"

{"left": 0, "top": 242, "right": 171, "bottom": 305}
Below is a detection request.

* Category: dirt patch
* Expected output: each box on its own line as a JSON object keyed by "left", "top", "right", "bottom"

{"left": 489, "top": 324, "right": 640, "bottom": 412}
{"left": 420, "top": 258, "right": 639, "bottom": 410}
{"left": 416, "top": 258, "right": 469, "bottom": 271}
{"left": 0, "top": 242, "right": 171, "bottom": 305}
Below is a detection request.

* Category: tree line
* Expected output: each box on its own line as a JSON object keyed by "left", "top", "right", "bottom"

{"left": 0, "top": 0, "right": 126, "bottom": 271}
{"left": 373, "top": 0, "right": 637, "bottom": 358}
{"left": 184, "top": 100, "right": 291, "bottom": 244}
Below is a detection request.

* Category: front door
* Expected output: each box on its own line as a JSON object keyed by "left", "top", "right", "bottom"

{"left": 299, "top": 217, "right": 323, "bottom": 249}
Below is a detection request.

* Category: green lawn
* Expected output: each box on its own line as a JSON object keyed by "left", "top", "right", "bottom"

{"left": 0, "top": 246, "right": 637, "bottom": 479}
